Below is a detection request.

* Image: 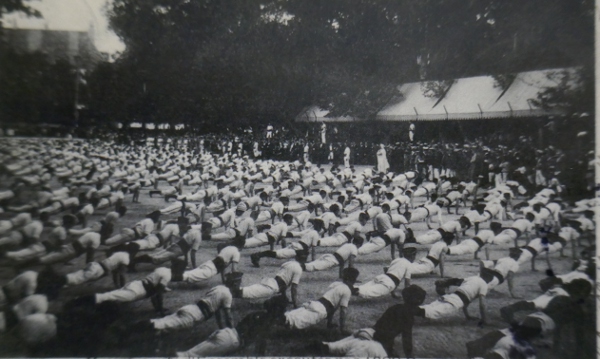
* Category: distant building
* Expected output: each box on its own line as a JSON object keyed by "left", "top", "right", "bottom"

{"left": 1, "top": 26, "right": 104, "bottom": 69}
{"left": 1, "top": 0, "right": 114, "bottom": 68}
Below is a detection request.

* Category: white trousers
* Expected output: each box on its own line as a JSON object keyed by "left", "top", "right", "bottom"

{"left": 96, "top": 280, "right": 146, "bottom": 304}
{"left": 326, "top": 328, "right": 388, "bottom": 358}
{"left": 177, "top": 327, "right": 240, "bottom": 357}
{"left": 448, "top": 240, "right": 479, "bottom": 255}
{"left": 285, "top": 301, "right": 327, "bottom": 329}
{"left": 183, "top": 261, "right": 218, "bottom": 283}
{"left": 421, "top": 294, "right": 463, "bottom": 319}
{"left": 13, "top": 295, "right": 49, "bottom": 320}
{"left": 241, "top": 278, "right": 279, "bottom": 299}
{"left": 244, "top": 233, "right": 269, "bottom": 248}
{"left": 410, "top": 258, "right": 435, "bottom": 276}
{"left": 305, "top": 254, "right": 338, "bottom": 272}
{"left": 66, "top": 262, "right": 105, "bottom": 286}
{"left": 0, "top": 231, "right": 24, "bottom": 248}
{"left": 358, "top": 237, "right": 386, "bottom": 255}
{"left": 357, "top": 274, "right": 396, "bottom": 298}
{"left": 417, "top": 231, "right": 442, "bottom": 245}
{"left": 319, "top": 233, "right": 347, "bottom": 247}
{"left": 39, "top": 245, "right": 78, "bottom": 265}
{"left": 133, "top": 235, "right": 161, "bottom": 250}
{"left": 152, "top": 304, "right": 205, "bottom": 331}
{"left": 105, "top": 228, "right": 136, "bottom": 246}
{"left": 275, "top": 247, "right": 296, "bottom": 259}
{"left": 489, "top": 230, "right": 516, "bottom": 245}
{"left": 5, "top": 243, "right": 46, "bottom": 262}
{"left": 212, "top": 229, "right": 237, "bottom": 241}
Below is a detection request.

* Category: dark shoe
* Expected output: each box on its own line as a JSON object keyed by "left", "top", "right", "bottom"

{"left": 434, "top": 280, "right": 447, "bottom": 296}
{"left": 500, "top": 306, "right": 513, "bottom": 323}
{"left": 71, "top": 294, "right": 96, "bottom": 308}
{"left": 170, "top": 259, "right": 187, "bottom": 281}
{"left": 256, "top": 224, "right": 271, "bottom": 232}
{"left": 250, "top": 253, "right": 260, "bottom": 268}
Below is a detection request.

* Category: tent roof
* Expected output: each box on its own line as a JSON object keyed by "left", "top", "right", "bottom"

{"left": 297, "top": 67, "right": 579, "bottom": 122}
{"left": 377, "top": 68, "right": 577, "bottom": 121}
{"left": 295, "top": 106, "right": 360, "bottom": 122}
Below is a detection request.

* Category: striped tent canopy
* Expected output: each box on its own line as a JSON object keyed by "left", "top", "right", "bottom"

{"left": 377, "top": 68, "right": 578, "bottom": 121}
{"left": 296, "top": 67, "right": 579, "bottom": 122}
{"left": 295, "top": 106, "right": 360, "bottom": 122}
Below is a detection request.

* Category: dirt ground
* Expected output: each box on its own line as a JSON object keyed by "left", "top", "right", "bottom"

{"left": 0, "top": 165, "right": 596, "bottom": 358}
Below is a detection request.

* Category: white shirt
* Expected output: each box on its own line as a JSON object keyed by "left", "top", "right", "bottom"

{"left": 476, "top": 230, "right": 496, "bottom": 243}
{"left": 100, "top": 252, "right": 130, "bottom": 271}
{"left": 182, "top": 229, "right": 203, "bottom": 251}
{"left": 276, "top": 261, "right": 303, "bottom": 286}
{"left": 143, "top": 268, "right": 171, "bottom": 287}
{"left": 511, "top": 219, "right": 533, "bottom": 233}
{"left": 20, "top": 221, "right": 44, "bottom": 240}
{"left": 441, "top": 220, "right": 462, "bottom": 233}
{"left": 427, "top": 241, "right": 448, "bottom": 260}
{"left": 9, "top": 213, "right": 32, "bottom": 227}
{"left": 387, "top": 257, "right": 412, "bottom": 281}
{"left": 217, "top": 246, "right": 241, "bottom": 264}
{"left": 575, "top": 216, "right": 594, "bottom": 232}
{"left": 4, "top": 271, "right": 38, "bottom": 299}
{"left": 557, "top": 271, "right": 593, "bottom": 285}
{"left": 303, "top": 194, "right": 324, "bottom": 206}
{"left": 219, "top": 208, "right": 237, "bottom": 228}
{"left": 456, "top": 276, "right": 488, "bottom": 301}
{"left": 558, "top": 227, "right": 579, "bottom": 242}
{"left": 343, "top": 221, "right": 364, "bottom": 237}
{"left": 135, "top": 218, "right": 155, "bottom": 236}
{"left": 321, "top": 282, "right": 351, "bottom": 308}
{"left": 268, "top": 222, "right": 288, "bottom": 240}
{"left": 158, "top": 224, "right": 180, "bottom": 241}
{"left": 48, "top": 226, "right": 68, "bottom": 245}
{"left": 233, "top": 217, "right": 254, "bottom": 237}
{"left": 384, "top": 228, "right": 406, "bottom": 243}
{"left": 319, "top": 212, "right": 339, "bottom": 228}
{"left": 271, "top": 201, "right": 285, "bottom": 216}
{"left": 298, "top": 230, "right": 320, "bottom": 248}
{"left": 294, "top": 210, "right": 312, "bottom": 229}
{"left": 76, "top": 232, "right": 101, "bottom": 249}
{"left": 335, "top": 243, "right": 358, "bottom": 260}
{"left": 202, "top": 285, "right": 233, "bottom": 313}
{"left": 493, "top": 257, "right": 519, "bottom": 276}
{"left": 532, "top": 287, "right": 568, "bottom": 309}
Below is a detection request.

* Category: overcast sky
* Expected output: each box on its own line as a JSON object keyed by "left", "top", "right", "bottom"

{"left": 1, "top": 0, "right": 125, "bottom": 54}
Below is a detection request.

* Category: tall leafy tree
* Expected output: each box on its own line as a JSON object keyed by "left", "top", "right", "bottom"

{"left": 92, "top": 0, "right": 593, "bottom": 128}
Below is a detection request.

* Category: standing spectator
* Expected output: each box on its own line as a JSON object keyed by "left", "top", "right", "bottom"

{"left": 320, "top": 123, "right": 327, "bottom": 144}
{"left": 344, "top": 145, "right": 351, "bottom": 168}
{"left": 303, "top": 142, "right": 310, "bottom": 163}
{"left": 377, "top": 144, "right": 390, "bottom": 174}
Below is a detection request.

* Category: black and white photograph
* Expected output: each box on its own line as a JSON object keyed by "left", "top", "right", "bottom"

{"left": 0, "top": 0, "right": 596, "bottom": 358}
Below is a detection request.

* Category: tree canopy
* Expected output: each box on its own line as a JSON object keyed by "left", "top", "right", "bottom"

{"left": 3, "top": 0, "right": 595, "bottom": 127}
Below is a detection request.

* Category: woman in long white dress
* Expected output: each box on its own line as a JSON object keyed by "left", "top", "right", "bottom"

{"left": 376, "top": 144, "right": 390, "bottom": 173}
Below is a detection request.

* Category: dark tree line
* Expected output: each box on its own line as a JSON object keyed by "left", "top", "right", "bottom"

{"left": 0, "top": 50, "right": 79, "bottom": 125}
{"left": 1, "top": 0, "right": 594, "bottom": 128}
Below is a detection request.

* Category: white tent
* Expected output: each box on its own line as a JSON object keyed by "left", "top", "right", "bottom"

{"left": 297, "top": 67, "right": 579, "bottom": 122}
{"left": 377, "top": 68, "right": 577, "bottom": 121}
{"left": 295, "top": 106, "right": 361, "bottom": 122}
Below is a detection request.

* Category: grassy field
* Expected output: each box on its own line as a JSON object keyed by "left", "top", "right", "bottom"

{"left": 0, "top": 168, "right": 595, "bottom": 358}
